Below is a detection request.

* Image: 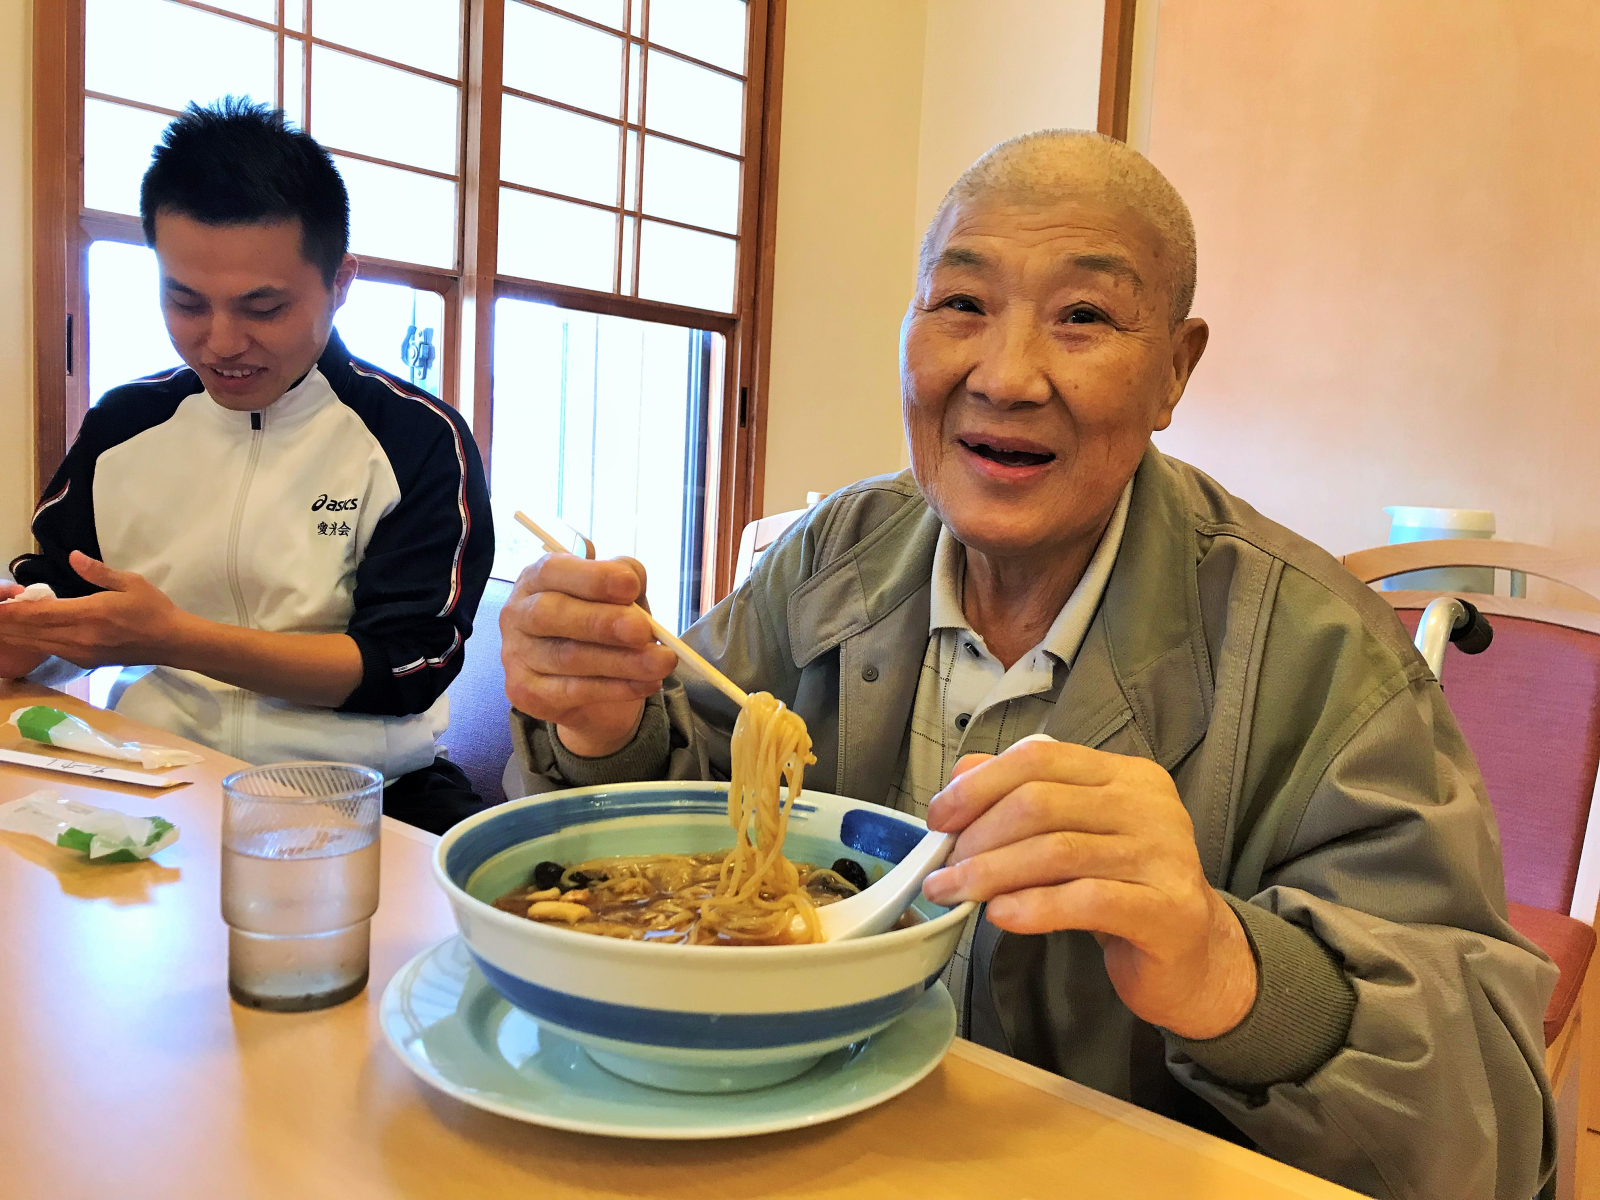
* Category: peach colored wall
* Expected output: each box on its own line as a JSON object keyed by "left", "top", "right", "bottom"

{"left": 1146, "top": 1, "right": 1600, "bottom": 560}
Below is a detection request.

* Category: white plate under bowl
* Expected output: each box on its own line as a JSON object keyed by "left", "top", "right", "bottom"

{"left": 380, "top": 936, "right": 957, "bottom": 1140}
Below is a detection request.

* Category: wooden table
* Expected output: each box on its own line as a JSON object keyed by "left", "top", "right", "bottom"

{"left": 0, "top": 681, "right": 1357, "bottom": 1199}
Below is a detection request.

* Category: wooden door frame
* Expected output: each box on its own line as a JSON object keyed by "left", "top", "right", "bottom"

{"left": 713, "top": 0, "right": 786, "bottom": 605}
{"left": 32, "top": 0, "right": 86, "bottom": 492}
{"left": 1099, "top": 0, "right": 1138, "bottom": 141}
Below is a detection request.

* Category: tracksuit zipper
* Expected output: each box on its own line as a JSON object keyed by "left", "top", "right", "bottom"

{"left": 225, "top": 410, "right": 265, "bottom": 759}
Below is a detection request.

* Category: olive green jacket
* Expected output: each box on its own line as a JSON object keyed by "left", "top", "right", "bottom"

{"left": 510, "top": 448, "right": 1555, "bottom": 1199}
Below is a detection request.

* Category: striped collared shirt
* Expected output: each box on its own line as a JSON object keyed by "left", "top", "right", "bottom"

{"left": 885, "top": 480, "right": 1133, "bottom": 1031}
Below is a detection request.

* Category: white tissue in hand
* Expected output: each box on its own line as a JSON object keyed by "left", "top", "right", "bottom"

{"left": 1, "top": 583, "right": 56, "bottom": 604}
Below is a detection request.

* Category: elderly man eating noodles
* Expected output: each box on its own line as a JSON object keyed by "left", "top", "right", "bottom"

{"left": 500, "top": 131, "right": 1554, "bottom": 1199}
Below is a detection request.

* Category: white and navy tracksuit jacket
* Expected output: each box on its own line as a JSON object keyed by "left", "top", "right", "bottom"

{"left": 10, "top": 331, "right": 493, "bottom": 779}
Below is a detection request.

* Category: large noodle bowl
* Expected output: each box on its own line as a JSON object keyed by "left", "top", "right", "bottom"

{"left": 494, "top": 692, "right": 864, "bottom": 945}
{"left": 437, "top": 779, "right": 975, "bottom": 1088}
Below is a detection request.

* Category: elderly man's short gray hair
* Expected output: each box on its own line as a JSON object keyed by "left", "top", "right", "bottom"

{"left": 920, "top": 129, "right": 1198, "bottom": 325}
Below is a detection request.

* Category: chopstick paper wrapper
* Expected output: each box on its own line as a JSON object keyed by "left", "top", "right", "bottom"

{"left": 0, "top": 747, "right": 186, "bottom": 788}
{"left": 0, "top": 790, "right": 179, "bottom": 861}
{"left": 8, "top": 705, "right": 204, "bottom": 770}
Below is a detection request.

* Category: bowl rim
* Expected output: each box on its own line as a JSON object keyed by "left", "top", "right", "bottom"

{"left": 433, "top": 780, "right": 977, "bottom": 960}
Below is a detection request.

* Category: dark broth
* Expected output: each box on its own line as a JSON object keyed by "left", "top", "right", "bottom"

{"left": 492, "top": 850, "right": 920, "bottom": 945}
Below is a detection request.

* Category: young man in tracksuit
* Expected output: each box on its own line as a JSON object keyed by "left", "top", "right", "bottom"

{"left": 0, "top": 99, "right": 494, "bottom": 834}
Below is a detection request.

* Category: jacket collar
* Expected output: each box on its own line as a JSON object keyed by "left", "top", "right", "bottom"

{"left": 787, "top": 446, "right": 1214, "bottom": 772}
{"left": 787, "top": 489, "right": 943, "bottom": 667}
{"left": 315, "top": 328, "right": 357, "bottom": 393}
{"left": 1093, "top": 446, "right": 1214, "bottom": 768}
{"left": 192, "top": 329, "right": 353, "bottom": 433}
{"left": 196, "top": 361, "right": 332, "bottom": 434}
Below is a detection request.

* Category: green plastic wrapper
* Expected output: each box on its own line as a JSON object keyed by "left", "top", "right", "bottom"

{"left": 0, "top": 790, "right": 179, "bottom": 862}
{"left": 7, "top": 705, "right": 203, "bottom": 770}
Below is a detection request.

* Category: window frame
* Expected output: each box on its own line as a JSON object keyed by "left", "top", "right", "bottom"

{"left": 32, "top": 0, "right": 787, "bottom": 608}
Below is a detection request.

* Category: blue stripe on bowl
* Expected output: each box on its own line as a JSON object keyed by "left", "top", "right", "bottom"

{"left": 445, "top": 790, "right": 814, "bottom": 886}
{"left": 839, "top": 808, "right": 925, "bottom": 865}
{"left": 472, "top": 952, "right": 943, "bottom": 1050}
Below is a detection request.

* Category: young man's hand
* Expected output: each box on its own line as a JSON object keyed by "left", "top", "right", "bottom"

{"left": 0, "top": 552, "right": 363, "bottom": 705}
{"left": 0, "top": 552, "right": 188, "bottom": 668}
{"left": 0, "top": 582, "right": 48, "bottom": 679}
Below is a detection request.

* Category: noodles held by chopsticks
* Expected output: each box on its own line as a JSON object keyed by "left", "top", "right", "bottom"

{"left": 700, "top": 691, "right": 820, "bottom": 943}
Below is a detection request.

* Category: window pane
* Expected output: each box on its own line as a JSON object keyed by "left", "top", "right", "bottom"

{"left": 337, "top": 281, "right": 447, "bottom": 399}
{"left": 498, "top": 189, "right": 616, "bottom": 291}
{"left": 86, "top": 0, "right": 276, "bottom": 114}
{"left": 282, "top": 37, "right": 306, "bottom": 128}
{"left": 491, "top": 297, "right": 717, "bottom": 631}
{"left": 203, "top": 0, "right": 276, "bottom": 18}
{"left": 336, "top": 155, "right": 458, "bottom": 268}
{"left": 626, "top": 43, "right": 642, "bottom": 125}
{"left": 637, "top": 220, "right": 735, "bottom": 312}
{"left": 311, "top": 47, "right": 460, "bottom": 175}
{"left": 500, "top": 96, "right": 619, "bottom": 207}
{"left": 504, "top": 3, "right": 623, "bottom": 119}
{"left": 623, "top": 130, "right": 640, "bottom": 209}
{"left": 643, "top": 50, "right": 744, "bottom": 154}
{"left": 312, "top": 0, "right": 463, "bottom": 79}
{"left": 641, "top": 136, "right": 739, "bottom": 234}
{"left": 538, "top": 0, "right": 624, "bottom": 29}
{"left": 649, "top": 0, "right": 747, "bottom": 75}
{"left": 286, "top": 2, "right": 305, "bottom": 32}
{"left": 86, "top": 241, "right": 181, "bottom": 407}
{"left": 83, "top": 100, "right": 171, "bottom": 216}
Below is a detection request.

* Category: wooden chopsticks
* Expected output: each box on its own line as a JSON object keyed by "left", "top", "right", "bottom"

{"left": 513, "top": 511, "right": 751, "bottom": 710}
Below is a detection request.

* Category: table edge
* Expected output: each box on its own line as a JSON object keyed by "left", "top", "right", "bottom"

{"left": 945, "top": 1041, "right": 1361, "bottom": 1198}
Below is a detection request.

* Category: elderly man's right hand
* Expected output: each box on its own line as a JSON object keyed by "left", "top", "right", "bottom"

{"left": 500, "top": 554, "right": 679, "bottom": 758}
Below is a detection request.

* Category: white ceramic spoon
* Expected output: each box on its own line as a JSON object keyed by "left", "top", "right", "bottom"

{"left": 816, "top": 733, "right": 1057, "bottom": 941}
{"left": 814, "top": 826, "right": 957, "bottom": 942}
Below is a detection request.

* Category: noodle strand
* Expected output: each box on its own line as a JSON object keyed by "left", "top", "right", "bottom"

{"left": 699, "top": 692, "right": 820, "bottom": 943}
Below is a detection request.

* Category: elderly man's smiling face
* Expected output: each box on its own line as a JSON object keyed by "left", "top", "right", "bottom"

{"left": 901, "top": 192, "right": 1208, "bottom": 561}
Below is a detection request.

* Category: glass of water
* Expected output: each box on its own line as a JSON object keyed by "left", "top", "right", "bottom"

{"left": 221, "top": 762, "right": 383, "bottom": 1012}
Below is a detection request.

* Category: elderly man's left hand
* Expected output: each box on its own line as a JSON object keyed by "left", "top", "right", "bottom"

{"left": 921, "top": 739, "right": 1259, "bottom": 1041}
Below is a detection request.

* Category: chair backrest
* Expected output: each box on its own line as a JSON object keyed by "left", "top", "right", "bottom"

{"left": 1342, "top": 537, "right": 1600, "bottom": 605}
{"left": 1344, "top": 540, "right": 1600, "bottom": 918}
{"left": 1395, "top": 609, "right": 1600, "bottom": 916}
{"left": 733, "top": 497, "right": 823, "bottom": 588}
{"left": 439, "top": 577, "right": 516, "bottom": 808}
